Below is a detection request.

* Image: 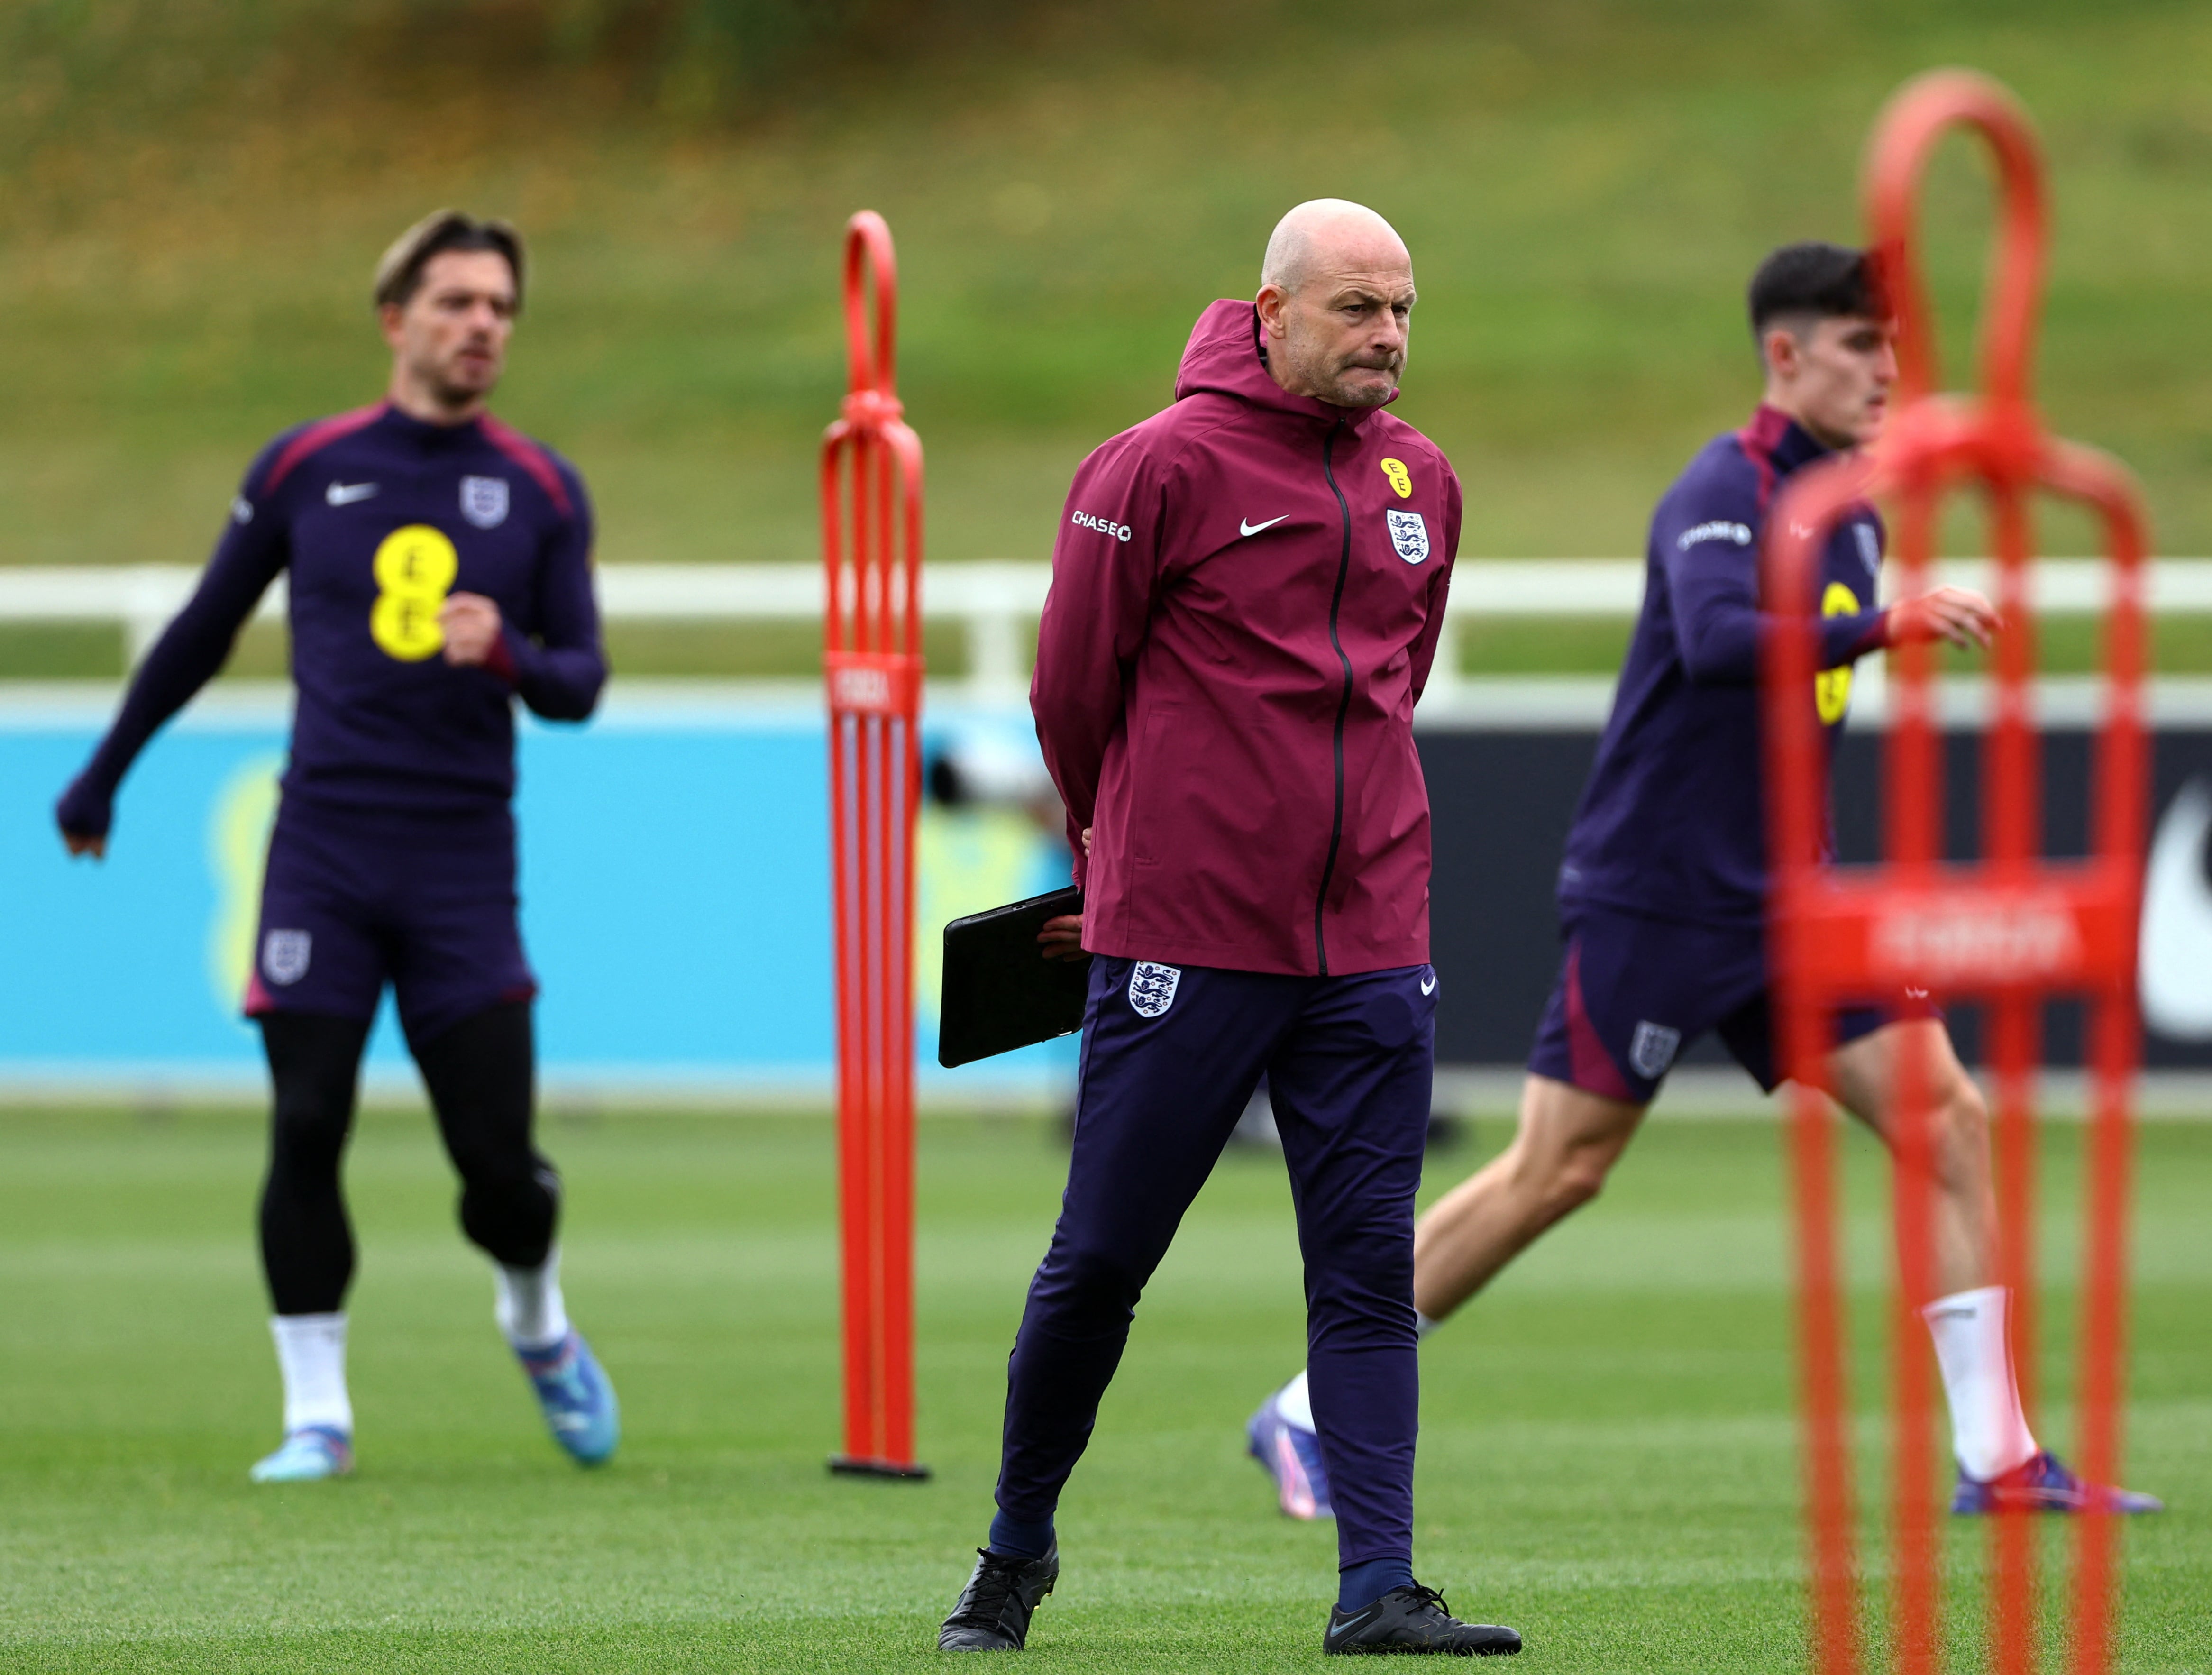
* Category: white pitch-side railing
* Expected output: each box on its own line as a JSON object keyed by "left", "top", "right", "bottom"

{"left": 2, "top": 560, "right": 2208, "bottom": 698}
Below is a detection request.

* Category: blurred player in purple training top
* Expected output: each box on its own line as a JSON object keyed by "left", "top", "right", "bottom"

{"left": 55, "top": 211, "right": 618, "bottom": 1482}
{"left": 1249, "top": 242, "right": 2161, "bottom": 1522}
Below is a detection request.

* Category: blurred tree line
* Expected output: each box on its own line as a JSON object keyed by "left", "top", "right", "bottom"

{"left": 0, "top": 0, "right": 1035, "bottom": 153}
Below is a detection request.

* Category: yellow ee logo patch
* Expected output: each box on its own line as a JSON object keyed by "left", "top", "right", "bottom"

{"left": 1380, "top": 458, "right": 1413, "bottom": 499}
{"left": 369, "top": 524, "right": 458, "bottom": 661}
{"left": 1816, "top": 581, "right": 1860, "bottom": 724}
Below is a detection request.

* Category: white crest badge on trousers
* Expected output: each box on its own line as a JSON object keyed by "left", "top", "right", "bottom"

{"left": 263, "top": 929, "right": 312, "bottom": 986}
{"left": 461, "top": 476, "right": 510, "bottom": 529}
{"left": 1629, "top": 1020, "right": 1681, "bottom": 1079}
{"left": 1385, "top": 509, "right": 1430, "bottom": 564}
{"left": 1128, "top": 962, "right": 1181, "bottom": 1018}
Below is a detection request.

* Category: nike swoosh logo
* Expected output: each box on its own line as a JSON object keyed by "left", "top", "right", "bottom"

{"left": 1420, "top": 971, "right": 1437, "bottom": 995}
{"left": 326, "top": 482, "right": 379, "bottom": 506}
{"left": 2141, "top": 778, "right": 2212, "bottom": 1038}
{"left": 1239, "top": 514, "right": 1289, "bottom": 537}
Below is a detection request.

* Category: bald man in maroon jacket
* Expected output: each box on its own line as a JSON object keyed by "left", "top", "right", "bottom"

{"left": 935, "top": 201, "right": 1521, "bottom": 1658}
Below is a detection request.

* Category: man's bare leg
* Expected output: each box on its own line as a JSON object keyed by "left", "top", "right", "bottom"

{"left": 1826, "top": 1016, "right": 2039, "bottom": 1480}
{"left": 1412, "top": 1075, "right": 1648, "bottom": 1321}
{"left": 1828, "top": 1018, "right": 2157, "bottom": 1507}
{"left": 1410, "top": 1026, "right": 1987, "bottom": 1326}
{"left": 1826, "top": 1016, "right": 1994, "bottom": 1296}
{"left": 1415, "top": 1026, "right": 2024, "bottom": 1476}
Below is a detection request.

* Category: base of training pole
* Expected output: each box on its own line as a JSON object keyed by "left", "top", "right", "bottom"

{"left": 828, "top": 1454, "right": 933, "bottom": 1481}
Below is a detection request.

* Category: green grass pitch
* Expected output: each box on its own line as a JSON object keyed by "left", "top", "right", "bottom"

{"left": 2, "top": 1106, "right": 2207, "bottom": 1671}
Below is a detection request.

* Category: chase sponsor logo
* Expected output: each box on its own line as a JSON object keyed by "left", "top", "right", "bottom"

{"left": 1127, "top": 961, "right": 1180, "bottom": 1018}
{"left": 1072, "top": 509, "right": 1133, "bottom": 542}
{"left": 1678, "top": 521, "right": 1752, "bottom": 550}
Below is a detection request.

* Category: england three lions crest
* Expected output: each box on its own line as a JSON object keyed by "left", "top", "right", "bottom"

{"left": 263, "top": 929, "right": 312, "bottom": 986}
{"left": 1630, "top": 1020, "right": 1681, "bottom": 1080}
{"left": 1127, "top": 961, "right": 1181, "bottom": 1018}
{"left": 461, "top": 476, "right": 510, "bottom": 529}
{"left": 1385, "top": 509, "right": 1429, "bottom": 564}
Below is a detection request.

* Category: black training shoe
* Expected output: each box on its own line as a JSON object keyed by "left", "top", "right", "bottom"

{"left": 1324, "top": 1584, "right": 1522, "bottom": 1656}
{"left": 937, "top": 1546, "right": 1060, "bottom": 1651}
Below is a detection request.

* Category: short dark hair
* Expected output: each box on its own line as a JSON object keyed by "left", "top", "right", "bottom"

{"left": 1747, "top": 241, "right": 1883, "bottom": 343}
{"left": 373, "top": 210, "right": 525, "bottom": 312}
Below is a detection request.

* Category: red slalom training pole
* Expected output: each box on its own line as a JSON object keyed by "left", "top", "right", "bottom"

{"left": 822, "top": 210, "right": 930, "bottom": 1481}
{"left": 1763, "top": 71, "right": 2148, "bottom": 1675}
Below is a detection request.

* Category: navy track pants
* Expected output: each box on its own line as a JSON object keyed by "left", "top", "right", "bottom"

{"left": 994, "top": 954, "right": 1436, "bottom": 1570}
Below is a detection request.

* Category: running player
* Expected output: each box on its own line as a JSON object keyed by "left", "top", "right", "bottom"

{"left": 1247, "top": 241, "right": 2159, "bottom": 1521}
{"left": 55, "top": 210, "right": 618, "bottom": 1482}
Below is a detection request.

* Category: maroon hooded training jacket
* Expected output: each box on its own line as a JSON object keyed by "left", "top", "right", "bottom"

{"left": 1032, "top": 298, "right": 1462, "bottom": 977}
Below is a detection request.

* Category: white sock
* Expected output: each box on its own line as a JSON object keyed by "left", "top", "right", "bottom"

{"left": 270, "top": 1313, "right": 352, "bottom": 1436}
{"left": 494, "top": 1247, "right": 569, "bottom": 1352}
{"left": 1277, "top": 1369, "right": 1315, "bottom": 1430}
{"left": 1278, "top": 1313, "right": 1439, "bottom": 1434}
{"left": 1923, "top": 1285, "right": 2038, "bottom": 1480}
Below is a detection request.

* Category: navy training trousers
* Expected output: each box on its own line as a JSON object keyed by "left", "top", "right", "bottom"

{"left": 994, "top": 953, "right": 1436, "bottom": 1570}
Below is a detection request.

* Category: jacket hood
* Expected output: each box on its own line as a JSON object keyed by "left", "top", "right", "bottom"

{"left": 1172, "top": 298, "right": 1396, "bottom": 429}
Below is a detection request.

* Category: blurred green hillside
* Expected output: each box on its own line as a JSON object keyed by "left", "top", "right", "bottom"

{"left": 1, "top": 1, "right": 2208, "bottom": 663}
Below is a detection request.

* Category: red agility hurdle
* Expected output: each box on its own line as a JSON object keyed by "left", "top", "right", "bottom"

{"left": 1764, "top": 73, "right": 2148, "bottom": 1675}
{"left": 822, "top": 210, "right": 930, "bottom": 1480}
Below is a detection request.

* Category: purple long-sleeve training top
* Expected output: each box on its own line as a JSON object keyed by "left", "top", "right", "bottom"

{"left": 57, "top": 402, "right": 604, "bottom": 835}
{"left": 1557, "top": 404, "right": 1889, "bottom": 929}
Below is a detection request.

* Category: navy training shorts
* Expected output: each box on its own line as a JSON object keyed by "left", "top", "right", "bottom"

{"left": 1526, "top": 903, "right": 1927, "bottom": 1105}
{"left": 245, "top": 799, "right": 538, "bottom": 1049}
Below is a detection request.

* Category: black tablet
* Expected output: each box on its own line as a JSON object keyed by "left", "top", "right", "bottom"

{"left": 938, "top": 886, "right": 1091, "bottom": 1067}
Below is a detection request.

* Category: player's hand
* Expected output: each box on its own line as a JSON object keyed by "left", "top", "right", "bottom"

{"left": 1038, "top": 915, "right": 1087, "bottom": 961}
{"left": 1040, "top": 828, "right": 1095, "bottom": 958}
{"left": 1886, "top": 586, "right": 2000, "bottom": 652}
{"left": 55, "top": 777, "right": 110, "bottom": 861}
{"left": 439, "top": 592, "right": 503, "bottom": 666}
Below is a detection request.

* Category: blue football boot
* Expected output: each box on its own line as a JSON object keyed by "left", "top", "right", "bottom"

{"left": 516, "top": 1328, "right": 620, "bottom": 1465}
{"left": 249, "top": 1425, "right": 354, "bottom": 1483}
{"left": 1248, "top": 1385, "right": 1333, "bottom": 1520}
{"left": 1951, "top": 1450, "right": 2162, "bottom": 1515}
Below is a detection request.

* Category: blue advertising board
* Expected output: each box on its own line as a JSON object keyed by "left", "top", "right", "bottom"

{"left": 2, "top": 685, "right": 1076, "bottom": 1101}
{"left": 19, "top": 680, "right": 2210, "bottom": 1101}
